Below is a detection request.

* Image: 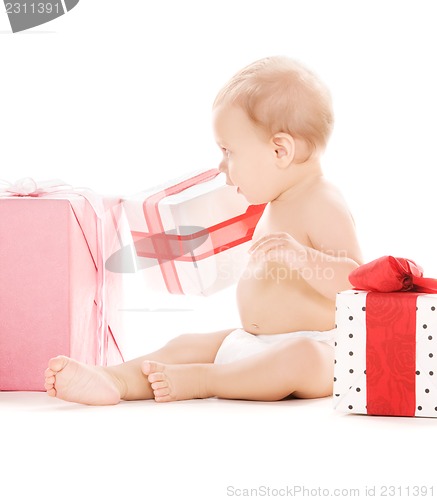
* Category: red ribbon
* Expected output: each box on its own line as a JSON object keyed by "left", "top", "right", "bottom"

{"left": 142, "top": 170, "right": 220, "bottom": 293}
{"left": 137, "top": 169, "right": 266, "bottom": 294}
{"left": 348, "top": 256, "right": 437, "bottom": 416}
{"left": 365, "top": 292, "right": 417, "bottom": 416}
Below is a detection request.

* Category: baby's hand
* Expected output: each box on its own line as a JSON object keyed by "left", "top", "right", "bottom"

{"left": 248, "top": 232, "right": 307, "bottom": 270}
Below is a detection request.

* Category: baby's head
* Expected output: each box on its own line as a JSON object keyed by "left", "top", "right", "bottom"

{"left": 213, "top": 56, "right": 333, "bottom": 158}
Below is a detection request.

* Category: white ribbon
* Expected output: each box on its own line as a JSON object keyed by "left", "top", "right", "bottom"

{"left": 0, "top": 177, "right": 72, "bottom": 197}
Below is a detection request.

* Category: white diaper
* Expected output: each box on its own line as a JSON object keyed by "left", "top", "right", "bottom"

{"left": 214, "top": 328, "right": 336, "bottom": 364}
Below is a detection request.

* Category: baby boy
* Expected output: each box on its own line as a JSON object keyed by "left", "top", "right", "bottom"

{"left": 44, "top": 56, "right": 363, "bottom": 404}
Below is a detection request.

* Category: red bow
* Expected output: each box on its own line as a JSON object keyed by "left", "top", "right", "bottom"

{"left": 349, "top": 255, "right": 437, "bottom": 294}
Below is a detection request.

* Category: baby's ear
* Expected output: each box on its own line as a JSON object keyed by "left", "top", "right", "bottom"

{"left": 272, "top": 133, "right": 295, "bottom": 167}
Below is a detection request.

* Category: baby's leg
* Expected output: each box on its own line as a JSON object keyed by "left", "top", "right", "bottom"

{"left": 44, "top": 328, "right": 233, "bottom": 405}
{"left": 143, "top": 337, "right": 334, "bottom": 402}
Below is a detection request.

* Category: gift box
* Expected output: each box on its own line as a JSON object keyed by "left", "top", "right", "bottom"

{"left": 0, "top": 179, "right": 125, "bottom": 391}
{"left": 333, "top": 257, "right": 437, "bottom": 417}
{"left": 112, "top": 169, "right": 266, "bottom": 296}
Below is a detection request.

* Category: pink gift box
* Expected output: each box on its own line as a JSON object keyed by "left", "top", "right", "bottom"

{"left": 0, "top": 182, "right": 124, "bottom": 391}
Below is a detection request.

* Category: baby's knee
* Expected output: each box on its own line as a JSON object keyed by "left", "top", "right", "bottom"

{"left": 279, "top": 337, "right": 324, "bottom": 366}
{"left": 165, "top": 333, "right": 195, "bottom": 350}
{"left": 282, "top": 337, "right": 314, "bottom": 354}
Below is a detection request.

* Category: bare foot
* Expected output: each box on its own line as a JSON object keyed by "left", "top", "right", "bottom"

{"left": 44, "top": 356, "right": 122, "bottom": 405}
{"left": 142, "top": 360, "right": 212, "bottom": 402}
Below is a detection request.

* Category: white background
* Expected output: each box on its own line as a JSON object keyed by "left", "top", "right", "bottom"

{"left": 2, "top": 0, "right": 437, "bottom": 350}
{"left": 2, "top": 0, "right": 437, "bottom": 268}
{"left": 2, "top": 1, "right": 437, "bottom": 499}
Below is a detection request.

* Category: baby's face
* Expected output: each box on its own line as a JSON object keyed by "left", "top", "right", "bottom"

{"left": 212, "top": 105, "right": 281, "bottom": 205}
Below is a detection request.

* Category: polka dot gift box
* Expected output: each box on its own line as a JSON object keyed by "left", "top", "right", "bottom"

{"left": 333, "top": 256, "right": 437, "bottom": 418}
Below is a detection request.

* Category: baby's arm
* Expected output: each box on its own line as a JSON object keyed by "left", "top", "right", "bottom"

{"left": 250, "top": 189, "right": 363, "bottom": 300}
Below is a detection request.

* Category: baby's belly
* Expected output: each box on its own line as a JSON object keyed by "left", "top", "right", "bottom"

{"left": 236, "top": 259, "right": 336, "bottom": 334}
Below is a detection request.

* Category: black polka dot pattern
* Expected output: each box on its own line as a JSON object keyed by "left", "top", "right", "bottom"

{"left": 414, "top": 295, "right": 437, "bottom": 417}
{"left": 333, "top": 290, "right": 437, "bottom": 418}
{"left": 333, "top": 290, "right": 368, "bottom": 415}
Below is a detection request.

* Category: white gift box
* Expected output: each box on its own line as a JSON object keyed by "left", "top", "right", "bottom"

{"left": 333, "top": 289, "right": 437, "bottom": 417}
{"left": 109, "top": 169, "right": 265, "bottom": 296}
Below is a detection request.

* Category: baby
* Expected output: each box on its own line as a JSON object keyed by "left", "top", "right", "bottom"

{"left": 44, "top": 56, "right": 363, "bottom": 404}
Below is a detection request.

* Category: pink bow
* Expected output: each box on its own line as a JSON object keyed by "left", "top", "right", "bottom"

{"left": 0, "top": 177, "right": 72, "bottom": 197}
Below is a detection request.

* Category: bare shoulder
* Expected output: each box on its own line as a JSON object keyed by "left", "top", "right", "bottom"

{"left": 301, "top": 178, "right": 353, "bottom": 222}
{"left": 302, "top": 177, "right": 351, "bottom": 214}
{"left": 301, "top": 177, "right": 363, "bottom": 263}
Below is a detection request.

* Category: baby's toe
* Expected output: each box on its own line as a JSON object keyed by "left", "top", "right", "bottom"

{"left": 142, "top": 360, "right": 163, "bottom": 375}
{"left": 46, "top": 386, "right": 56, "bottom": 397}
{"left": 153, "top": 387, "right": 170, "bottom": 398}
{"left": 155, "top": 395, "right": 172, "bottom": 403}
{"left": 151, "top": 380, "right": 167, "bottom": 390}
{"left": 44, "top": 367, "right": 55, "bottom": 378}
{"left": 48, "top": 355, "right": 69, "bottom": 373}
{"left": 147, "top": 371, "right": 165, "bottom": 384}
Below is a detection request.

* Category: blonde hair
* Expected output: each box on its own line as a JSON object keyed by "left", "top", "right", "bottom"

{"left": 213, "top": 56, "right": 334, "bottom": 154}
